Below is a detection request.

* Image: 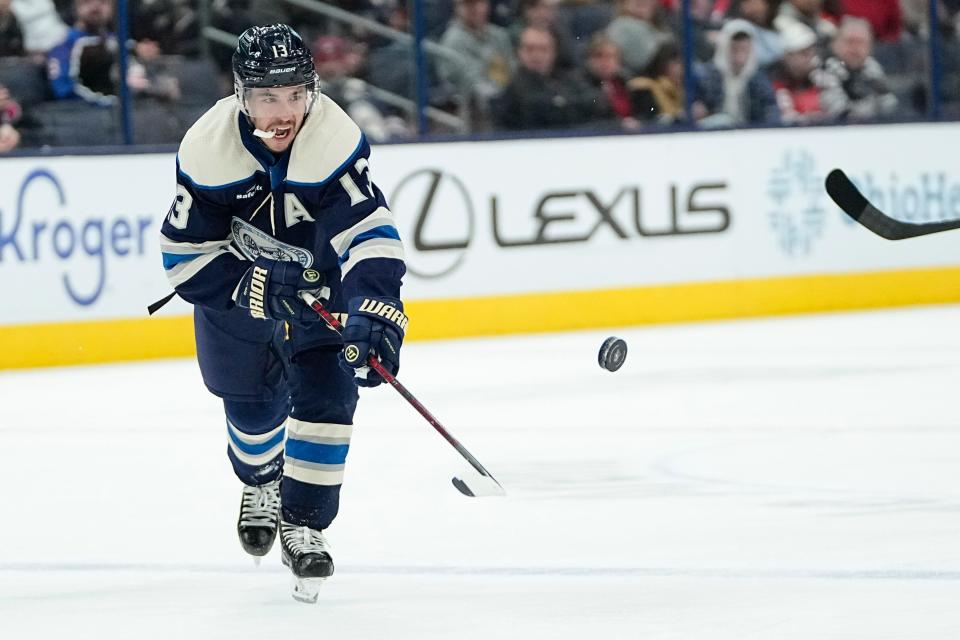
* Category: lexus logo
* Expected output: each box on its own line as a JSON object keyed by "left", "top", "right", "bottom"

{"left": 390, "top": 169, "right": 474, "bottom": 279}
{"left": 389, "top": 168, "right": 731, "bottom": 280}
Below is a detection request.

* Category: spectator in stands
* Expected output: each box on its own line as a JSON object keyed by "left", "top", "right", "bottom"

{"left": 209, "top": 0, "right": 293, "bottom": 72}
{"left": 438, "top": 0, "right": 515, "bottom": 107}
{"left": 419, "top": 0, "right": 454, "bottom": 39}
{"left": 821, "top": 16, "right": 899, "bottom": 121}
{"left": 0, "top": 82, "right": 21, "bottom": 152}
{"left": 365, "top": 3, "right": 456, "bottom": 120}
{"left": 696, "top": 19, "right": 781, "bottom": 126}
{"left": 578, "top": 33, "right": 638, "bottom": 128}
{"left": 46, "top": 0, "right": 175, "bottom": 106}
{"left": 47, "top": 0, "right": 118, "bottom": 105}
{"left": 774, "top": 0, "right": 837, "bottom": 51}
{"left": 130, "top": 0, "right": 200, "bottom": 56}
{"left": 215, "top": 0, "right": 291, "bottom": 29}
{"left": 492, "top": 26, "right": 604, "bottom": 130}
{"left": 769, "top": 21, "right": 842, "bottom": 123}
{"left": 562, "top": 0, "right": 617, "bottom": 46}
{"left": 839, "top": 0, "right": 902, "bottom": 43}
{"left": 11, "top": 0, "right": 67, "bottom": 54}
{"left": 727, "top": 0, "right": 785, "bottom": 68}
{"left": 0, "top": 127, "right": 19, "bottom": 153}
{"left": 607, "top": 0, "right": 674, "bottom": 76}
{"left": 661, "top": 0, "right": 728, "bottom": 23}
{"left": 901, "top": 0, "right": 960, "bottom": 113}
{"left": 901, "top": 0, "right": 955, "bottom": 38}
{"left": 627, "top": 41, "right": 703, "bottom": 124}
{"left": 508, "top": 0, "right": 576, "bottom": 72}
{"left": 668, "top": 0, "right": 722, "bottom": 63}
{"left": 313, "top": 35, "right": 411, "bottom": 142}
{"left": 0, "top": 0, "right": 24, "bottom": 56}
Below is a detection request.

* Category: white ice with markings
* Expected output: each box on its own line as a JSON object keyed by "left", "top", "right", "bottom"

{"left": 4, "top": 306, "right": 960, "bottom": 639}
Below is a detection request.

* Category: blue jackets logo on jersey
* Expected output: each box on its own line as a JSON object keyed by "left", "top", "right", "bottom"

{"left": 231, "top": 217, "right": 313, "bottom": 267}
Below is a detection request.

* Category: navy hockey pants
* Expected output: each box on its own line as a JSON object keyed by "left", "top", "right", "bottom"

{"left": 193, "top": 305, "right": 359, "bottom": 531}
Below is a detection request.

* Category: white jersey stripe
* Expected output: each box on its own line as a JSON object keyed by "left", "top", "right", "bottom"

{"left": 283, "top": 462, "right": 346, "bottom": 486}
{"left": 229, "top": 439, "right": 285, "bottom": 467}
{"left": 227, "top": 419, "right": 285, "bottom": 445}
{"left": 340, "top": 242, "right": 406, "bottom": 278}
{"left": 286, "top": 418, "right": 353, "bottom": 441}
{"left": 166, "top": 250, "right": 231, "bottom": 288}
{"left": 159, "top": 233, "right": 233, "bottom": 255}
{"left": 329, "top": 207, "right": 395, "bottom": 256}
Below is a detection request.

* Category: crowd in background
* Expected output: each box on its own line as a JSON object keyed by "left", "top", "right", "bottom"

{"left": 0, "top": 0, "right": 959, "bottom": 151}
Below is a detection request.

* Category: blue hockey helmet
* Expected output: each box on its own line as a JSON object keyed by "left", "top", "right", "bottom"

{"left": 232, "top": 24, "right": 321, "bottom": 117}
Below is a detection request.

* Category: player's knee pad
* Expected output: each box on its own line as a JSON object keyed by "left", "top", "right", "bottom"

{"left": 288, "top": 347, "right": 359, "bottom": 424}
{"left": 194, "top": 306, "right": 287, "bottom": 402}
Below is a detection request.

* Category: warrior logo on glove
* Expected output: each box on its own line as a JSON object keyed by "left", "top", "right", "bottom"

{"left": 344, "top": 345, "right": 361, "bottom": 364}
{"left": 340, "top": 296, "right": 407, "bottom": 387}
{"left": 248, "top": 266, "right": 269, "bottom": 320}
{"left": 356, "top": 298, "right": 409, "bottom": 331}
{"left": 235, "top": 257, "right": 330, "bottom": 325}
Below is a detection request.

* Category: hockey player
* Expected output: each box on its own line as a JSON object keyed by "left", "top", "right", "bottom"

{"left": 158, "top": 24, "right": 406, "bottom": 603}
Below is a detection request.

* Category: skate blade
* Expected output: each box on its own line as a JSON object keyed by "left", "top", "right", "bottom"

{"left": 252, "top": 556, "right": 261, "bottom": 568}
{"left": 290, "top": 575, "right": 326, "bottom": 604}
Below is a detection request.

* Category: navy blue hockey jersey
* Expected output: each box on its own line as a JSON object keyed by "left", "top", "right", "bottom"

{"left": 159, "top": 95, "right": 405, "bottom": 323}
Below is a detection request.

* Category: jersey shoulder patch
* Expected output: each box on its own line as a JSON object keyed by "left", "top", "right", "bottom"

{"left": 177, "top": 97, "right": 261, "bottom": 189}
{"left": 286, "top": 95, "right": 364, "bottom": 187}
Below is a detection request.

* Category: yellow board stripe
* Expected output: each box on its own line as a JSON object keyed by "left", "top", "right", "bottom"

{"left": 411, "top": 266, "right": 960, "bottom": 339}
{"left": 4, "top": 266, "right": 960, "bottom": 369}
{"left": 0, "top": 315, "right": 196, "bottom": 370}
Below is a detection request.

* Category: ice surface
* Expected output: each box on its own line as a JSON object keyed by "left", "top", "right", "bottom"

{"left": 3, "top": 306, "right": 960, "bottom": 639}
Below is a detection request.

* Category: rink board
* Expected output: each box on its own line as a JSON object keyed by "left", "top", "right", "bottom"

{"left": 5, "top": 265, "right": 960, "bottom": 369}
{"left": 3, "top": 123, "right": 960, "bottom": 367}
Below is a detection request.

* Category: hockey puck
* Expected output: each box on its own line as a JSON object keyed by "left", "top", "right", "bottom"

{"left": 598, "top": 337, "right": 627, "bottom": 372}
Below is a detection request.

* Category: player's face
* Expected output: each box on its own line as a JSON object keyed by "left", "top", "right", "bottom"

{"left": 246, "top": 85, "right": 309, "bottom": 153}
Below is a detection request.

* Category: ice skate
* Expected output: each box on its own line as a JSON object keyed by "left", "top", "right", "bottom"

{"left": 237, "top": 479, "right": 281, "bottom": 562}
{"left": 280, "top": 520, "right": 334, "bottom": 603}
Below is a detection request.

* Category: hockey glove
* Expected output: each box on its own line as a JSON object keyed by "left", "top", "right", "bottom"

{"left": 235, "top": 257, "right": 330, "bottom": 325}
{"left": 339, "top": 296, "right": 408, "bottom": 387}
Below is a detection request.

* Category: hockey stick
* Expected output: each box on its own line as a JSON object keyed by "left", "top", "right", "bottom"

{"left": 299, "top": 292, "right": 506, "bottom": 498}
{"left": 825, "top": 169, "right": 960, "bottom": 240}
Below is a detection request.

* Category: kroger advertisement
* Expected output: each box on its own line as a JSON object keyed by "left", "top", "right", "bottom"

{"left": 0, "top": 154, "right": 187, "bottom": 324}
{"left": 2, "top": 122, "right": 960, "bottom": 326}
